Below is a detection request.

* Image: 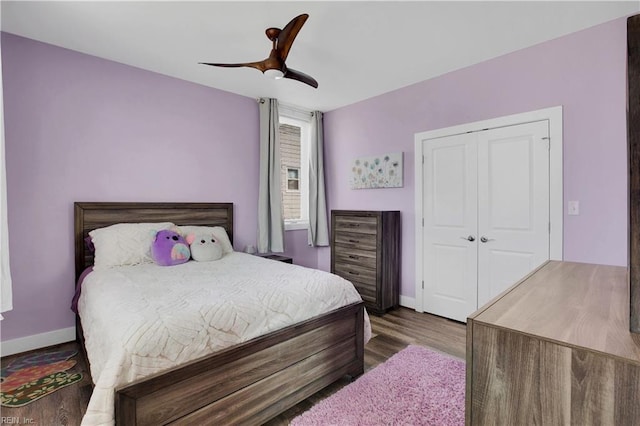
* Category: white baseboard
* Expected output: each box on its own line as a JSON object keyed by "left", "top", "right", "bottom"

{"left": 1, "top": 327, "right": 76, "bottom": 357}
{"left": 399, "top": 295, "right": 415, "bottom": 310}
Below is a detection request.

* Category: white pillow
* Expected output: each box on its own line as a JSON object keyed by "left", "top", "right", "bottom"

{"left": 176, "top": 225, "right": 234, "bottom": 254}
{"left": 89, "top": 222, "right": 174, "bottom": 270}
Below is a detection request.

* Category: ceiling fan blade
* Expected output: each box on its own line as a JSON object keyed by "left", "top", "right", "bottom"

{"left": 277, "top": 13, "right": 309, "bottom": 62}
{"left": 200, "top": 61, "right": 267, "bottom": 72}
{"left": 284, "top": 68, "right": 318, "bottom": 88}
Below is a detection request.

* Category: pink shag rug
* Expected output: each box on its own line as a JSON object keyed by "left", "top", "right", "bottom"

{"left": 291, "top": 345, "right": 465, "bottom": 426}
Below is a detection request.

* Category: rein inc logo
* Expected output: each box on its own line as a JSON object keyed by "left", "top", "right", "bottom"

{"left": 1, "top": 418, "right": 34, "bottom": 424}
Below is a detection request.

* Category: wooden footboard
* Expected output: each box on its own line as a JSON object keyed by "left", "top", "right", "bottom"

{"left": 115, "top": 302, "right": 365, "bottom": 425}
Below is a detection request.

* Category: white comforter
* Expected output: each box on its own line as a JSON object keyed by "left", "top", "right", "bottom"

{"left": 78, "top": 252, "right": 371, "bottom": 425}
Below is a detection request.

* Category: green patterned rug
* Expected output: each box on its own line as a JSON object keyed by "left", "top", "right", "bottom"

{"left": 1, "top": 350, "right": 83, "bottom": 407}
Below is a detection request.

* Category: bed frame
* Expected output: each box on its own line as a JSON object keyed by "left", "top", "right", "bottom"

{"left": 74, "top": 202, "right": 365, "bottom": 425}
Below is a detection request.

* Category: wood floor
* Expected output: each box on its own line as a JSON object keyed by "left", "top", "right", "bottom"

{"left": 0, "top": 308, "right": 466, "bottom": 426}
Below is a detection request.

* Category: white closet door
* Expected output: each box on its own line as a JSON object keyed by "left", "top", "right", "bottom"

{"left": 477, "top": 121, "right": 550, "bottom": 306}
{"left": 421, "top": 120, "right": 551, "bottom": 322}
{"left": 422, "top": 134, "right": 478, "bottom": 322}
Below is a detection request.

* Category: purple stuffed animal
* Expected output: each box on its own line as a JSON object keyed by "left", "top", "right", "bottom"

{"left": 151, "top": 229, "right": 191, "bottom": 266}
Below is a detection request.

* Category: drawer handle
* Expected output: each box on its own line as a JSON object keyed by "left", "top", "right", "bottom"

{"left": 349, "top": 223, "right": 360, "bottom": 227}
{"left": 348, "top": 255, "right": 359, "bottom": 259}
{"left": 348, "top": 239, "right": 360, "bottom": 243}
{"left": 349, "top": 271, "right": 360, "bottom": 276}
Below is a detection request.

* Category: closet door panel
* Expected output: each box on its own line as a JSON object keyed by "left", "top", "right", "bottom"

{"left": 477, "top": 121, "right": 550, "bottom": 307}
{"left": 422, "top": 134, "right": 478, "bottom": 322}
{"left": 485, "top": 250, "right": 536, "bottom": 301}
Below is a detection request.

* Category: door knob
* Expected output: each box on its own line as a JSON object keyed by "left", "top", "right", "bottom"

{"left": 480, "top": 236, "right": 495, "bottom": 243}
{"left": 461, "top": 235, "right": 475, "bottom": 242}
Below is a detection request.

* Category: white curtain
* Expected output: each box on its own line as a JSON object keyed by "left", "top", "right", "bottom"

{"left": 0, "top": 36, "right": 13, "bottom": 318}
{"left": 257, "top": 98, "right": 285, "bottom": 253}
{"left": 308, "top": 111, "right": 329, "bottom": 246}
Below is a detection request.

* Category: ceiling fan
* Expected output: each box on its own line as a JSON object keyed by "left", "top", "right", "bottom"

{"left": 200, "top": 13, "right": 318, "bottom": 89}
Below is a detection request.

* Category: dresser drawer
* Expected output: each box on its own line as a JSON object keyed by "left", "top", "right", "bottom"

{"left": 334, "top": 247, "right": 377, "bottom": 269}
{"left": 351, "top": 280, "right": 377, "bottom": 303}
{"left": 334, "top": 269, "right": 377, "bottom": 303}
{"left": 333, "top": 215, "right": 378, "bottom": 235}
{"left": 334, "top": 262, "right": 377, "bottom": 284}
{"left": 333, "top": 231, "right": 377, "bottom": 251}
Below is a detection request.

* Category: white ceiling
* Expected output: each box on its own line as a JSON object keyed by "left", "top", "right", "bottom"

{"left": 2, "top": 1, "right": 638, "bottom": 111}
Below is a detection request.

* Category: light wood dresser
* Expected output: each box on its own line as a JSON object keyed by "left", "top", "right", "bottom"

{"left": 330, "top": 210, "right": 400, "bottom": 315}
{"left": 466, "top": 261, "right": 640, "bottom": 425}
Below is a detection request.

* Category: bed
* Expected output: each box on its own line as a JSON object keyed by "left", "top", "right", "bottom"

{"left": 74, "top": 202, "right": 368, "bottom": 425}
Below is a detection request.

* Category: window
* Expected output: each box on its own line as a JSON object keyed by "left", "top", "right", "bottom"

{"left": 286, "top": 168, "right": 300, "bottom": 191}
{"left": 279, "top": 105, "right": 310, "bottom": 230}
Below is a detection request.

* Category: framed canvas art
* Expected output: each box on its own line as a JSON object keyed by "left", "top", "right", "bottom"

{"left": 350, "top": 152, "right": 403, "bottom": 189}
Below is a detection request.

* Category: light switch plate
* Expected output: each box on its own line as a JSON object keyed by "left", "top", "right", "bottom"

{"left": 568, "top": 200, "right": 580, "bottom": 215}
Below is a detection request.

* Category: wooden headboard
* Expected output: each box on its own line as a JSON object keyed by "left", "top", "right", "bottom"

{"left": 74, "top": 202, "right": 233, "bottom": 280}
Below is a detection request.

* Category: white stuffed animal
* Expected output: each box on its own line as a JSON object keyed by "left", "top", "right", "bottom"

{"left": 186, "top": 233, "right": 223, "bottom": 262}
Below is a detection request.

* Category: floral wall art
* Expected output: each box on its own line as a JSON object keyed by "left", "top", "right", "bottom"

{"left": 350, "top": 152, "right": 403, "bottom": 189}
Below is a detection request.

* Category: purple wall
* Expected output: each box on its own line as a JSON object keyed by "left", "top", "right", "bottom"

{"left": 321, "top": 17, "right": 629, "bottom": 299}
{"left": 282, "top": 229, "right": 318, "bottom": 268}
{"left": 1, "top": 33, "right": 259, "bottom": 340}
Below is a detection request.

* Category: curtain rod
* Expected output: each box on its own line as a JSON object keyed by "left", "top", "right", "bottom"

{"left": 257, "top": 98, "right": 318, "bottom": 116}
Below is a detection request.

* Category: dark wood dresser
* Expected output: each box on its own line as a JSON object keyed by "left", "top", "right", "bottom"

{"left": 330, "top": 210, "right": 400, "bottom": 315}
